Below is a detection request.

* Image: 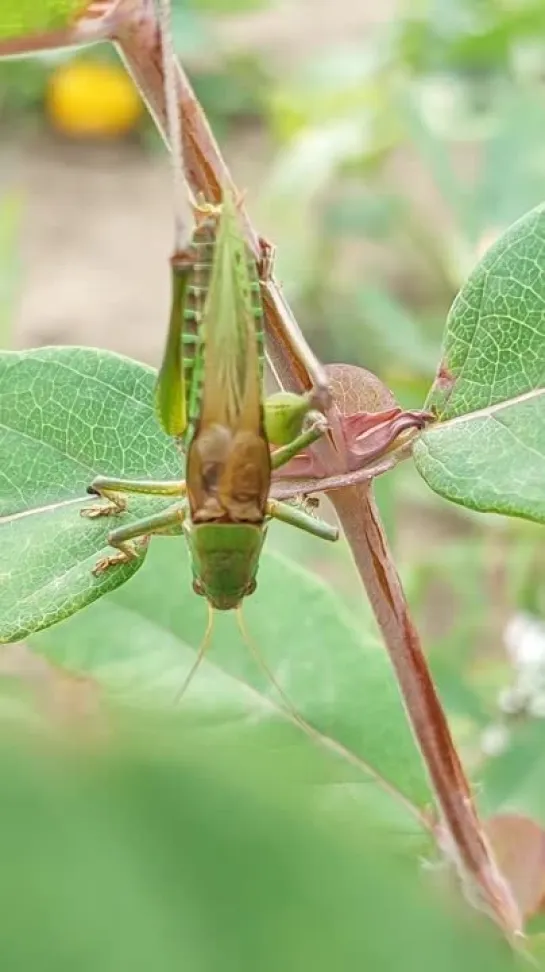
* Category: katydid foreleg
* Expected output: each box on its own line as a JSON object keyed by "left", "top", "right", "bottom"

{"left": 81, "top": 476, "right": 187, "bottom": 518}
{"left": 92, "top": 503, "right": 188, "bottom": 576}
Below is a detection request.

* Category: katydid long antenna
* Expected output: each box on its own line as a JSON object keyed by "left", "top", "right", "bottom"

{"left": 173, "top": 603, "right": 215, "bottom": 705}
{"left": 266, "top": 353, "right": 286, "bottom": 394}
{"left": 158, "top": 0, "right": 196, "bottom": 251}
{"left": 235, "top": 608, "right": 327, "bottom": 744}
{"left": 173, "top": 601, "right": 323, "bottom": 733}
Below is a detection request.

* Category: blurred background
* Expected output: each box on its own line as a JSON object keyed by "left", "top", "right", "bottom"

{"left": 2, "top": 0, "right": 545, "bottom": 835}
{"left": 3, "top": 1, "right": 545, "bottom": 964}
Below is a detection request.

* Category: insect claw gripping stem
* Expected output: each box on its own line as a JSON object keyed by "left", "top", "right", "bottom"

{"left": 257, "top": 236, "right": 276, "bottom": 282}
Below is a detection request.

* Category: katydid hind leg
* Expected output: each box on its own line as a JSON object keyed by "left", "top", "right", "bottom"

{"left": 267, "top": 498, "right": 338, "bottom": 542}
{"left": 92, "top": 504, "right": 187, "bottom": 576}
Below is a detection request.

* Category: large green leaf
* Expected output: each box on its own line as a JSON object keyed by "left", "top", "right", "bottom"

{"left": 414, "top": 204, "right": 545, "bottom": 523}
{"left": 480, "top": 721, "right": 545, "bottom": 823}
{"left": 31, "top": 534, "right": 432, "bottom": 817}
{"left": 1, "top": 346, "right": 432, "bottom": 817}
{"left": 0, "top": 347, "right": 180, "bottom": 642}
{"left": 0, "top": 710, "right": 515, "bottom": 972}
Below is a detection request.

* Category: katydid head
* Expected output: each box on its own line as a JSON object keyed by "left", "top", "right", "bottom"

{"left": 185, "top": 522, "right": 266, "bottom": 611}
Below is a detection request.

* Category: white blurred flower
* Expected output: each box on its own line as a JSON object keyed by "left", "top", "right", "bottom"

{"left": 504, "top": 612, "right": 545, "bottom": 669}
{"left": 480, "top": 723, "right": 510, "bottom": 758}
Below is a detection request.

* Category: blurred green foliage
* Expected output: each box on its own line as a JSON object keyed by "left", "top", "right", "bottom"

{"left": 0, "top": 696, "right": 520, "bottom": 971}
{"left": 262, "top": 2, "right": 545, "bottom": 410}
{"left": 2, "top": 0, "right": 545, "bottom": 957}
{"left": 256, "top": 0, "right": 545, "bottom": 752}
{"left": 0, "top": 0, "right": 269, "bottom": 136}
{"left": 395, "top": 0, "right": 545, "bottom": 78}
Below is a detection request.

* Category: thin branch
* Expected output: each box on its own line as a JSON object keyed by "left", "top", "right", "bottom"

{"left": 157, "top": 0, "right": 195, "bottom": 250}
{"left": 111, "top": 0, "right": 333, "bottom": 413}
{"left": 331, "top": 486, "right": 522, "bottom": 937}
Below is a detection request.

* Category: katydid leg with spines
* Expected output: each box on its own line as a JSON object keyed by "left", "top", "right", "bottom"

{"left": 91, "top": 504, "right": 186, "bottom": 575}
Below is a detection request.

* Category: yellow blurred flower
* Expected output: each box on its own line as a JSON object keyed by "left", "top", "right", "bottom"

{"left": 46, "top": 59, "right": 143, "bottom": 139}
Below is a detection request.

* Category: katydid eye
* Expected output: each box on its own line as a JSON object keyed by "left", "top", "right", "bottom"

{"left": 246, "top": 579, "right": 257, "bottom": 597}
{"left": 192, "top": 579, "right": 205, "bottom": 597}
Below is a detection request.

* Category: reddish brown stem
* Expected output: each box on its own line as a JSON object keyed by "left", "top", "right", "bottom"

{"left": 111, "top": 0, "right": 331, "bottom": 410}
{"left": 331, "top": 485, "right": 522, "bottom": 936}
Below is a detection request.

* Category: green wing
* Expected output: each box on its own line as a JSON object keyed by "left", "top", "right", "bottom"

{"left": 154, "top": 262, "right": 191, "bottom": 439}
{"left": 199, "top": 191, "right": 263, "bottom": 435}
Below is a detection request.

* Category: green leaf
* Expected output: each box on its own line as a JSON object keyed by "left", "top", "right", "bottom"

{"left": 480, "top": 721, "right": 545, "bottom": 823}
{"left": 0, "top": 347, "right": 180, "bottom": 642}
{"left": 414, "top": 204, "right": 545, "bottom": 524}
{"left": 1, "top": 347, "right": 432, "bottom": 818}
{"left": 31, "top": 534, "right": 432, "bottom": 816}
{"left": 0, "top": 711, "right": 515, "bottom": 972}
{"left": 0, "top": 0, "right": 89, "bottom": 40}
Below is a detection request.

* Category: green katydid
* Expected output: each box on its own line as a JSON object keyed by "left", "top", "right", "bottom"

{"left": 81, "top": 190, "right": 338, "bottom": 613}
{"left": 80, "top": 0, "right": 339, "bottom": 708}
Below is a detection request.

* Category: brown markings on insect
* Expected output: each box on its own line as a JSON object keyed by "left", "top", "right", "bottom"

{"left": 187, "top": 423, "right": 271, "bottom": 524}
